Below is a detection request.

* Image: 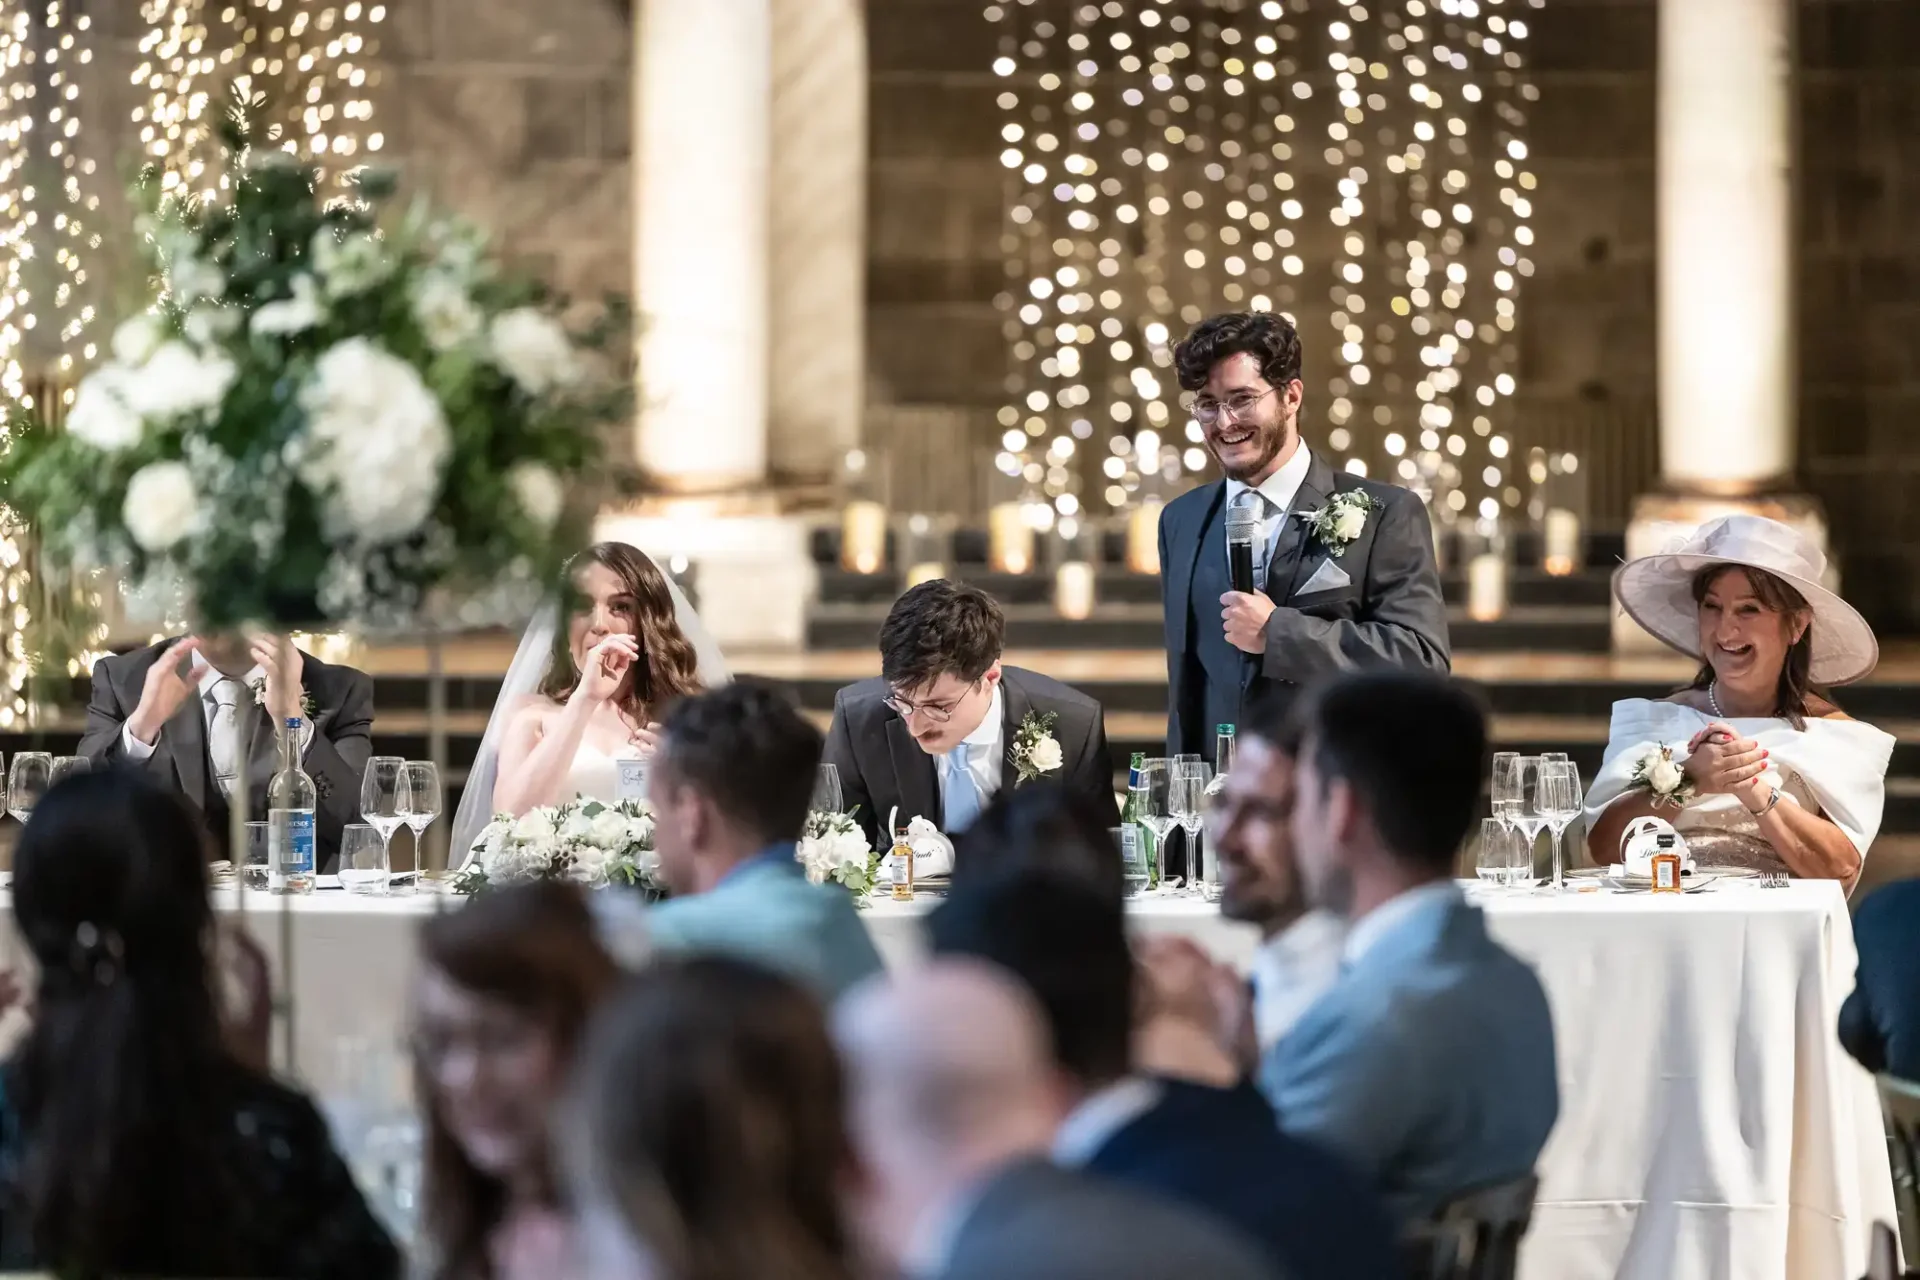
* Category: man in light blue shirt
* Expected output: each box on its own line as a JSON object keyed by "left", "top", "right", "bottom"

{"left": 1263, "top": 672, "right": 1559, "bottom": 1225}
{"left": 645, "top": 682, "right": 883, "bottom": 1002}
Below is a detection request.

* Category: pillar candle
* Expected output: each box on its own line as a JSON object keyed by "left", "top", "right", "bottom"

{"left": 1543, "top": 508, "right": 1582, "bottom": 577}
{"left": 1126, "top": 500, "right": 1163, "bottom": 574}
{"left": 840, "top": 500, "right": 887, "bottom": 574}
{"left": 1467, "top": 553, "right": 1508, "bottom": 622}
{"left": 989, "top": 502, "right": 1035, "bottom": 574}
{"left": 905, "top": 562, "right": 945, "bottom": 589}
{"left": 1055, "top": 560, "right": 1096, "bottom": 620}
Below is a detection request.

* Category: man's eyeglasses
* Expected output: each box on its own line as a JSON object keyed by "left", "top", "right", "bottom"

{"left": 1191, "top": 386, "right": 1276, "bottom": 426}
{"left": 885, "top": 682, "right": 979, "bottom": 725}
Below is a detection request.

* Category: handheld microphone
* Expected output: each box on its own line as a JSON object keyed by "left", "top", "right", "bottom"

{"left": 1225, "top": 505, "right": 1259, "bottom": 595}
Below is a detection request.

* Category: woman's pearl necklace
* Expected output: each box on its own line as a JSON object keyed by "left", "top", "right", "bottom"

{"left": 1708, "top": 680, "right": 1725, "bottom": 718}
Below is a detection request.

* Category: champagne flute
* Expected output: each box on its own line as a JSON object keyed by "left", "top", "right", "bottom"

{"left": 1490, "top": 751, "right": 1521, "bottom": 829}
{"left": 397, "top": 761, "right": 442, "bottom": 887}
{"left": 1509, "top": 755, "right": 1545, "bottom": 889}
{"left": 359, "top": 757, "right": 407, "bottom": 885}
{"left": 7, "top": 752, "right": 51, "bottom": 826}
{"left": 811, "top": 763, "right": 844, "bottom": 814}
{"left": 1169, "top": 763, "right": 1209, "bottom": 896}
{"left": 1170, "top": 753, "right": 1203, "bottom": 883}
{"left": 1138, "top": 758, "right": 1177, "bottom": 889}
{"left": 1538, "top": 760, "right": 1585, "bottom": 892}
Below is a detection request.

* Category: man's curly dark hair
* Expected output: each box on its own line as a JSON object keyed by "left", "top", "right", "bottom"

{"left": 1173, "top": 311, "right": 1304, "bottom": 393}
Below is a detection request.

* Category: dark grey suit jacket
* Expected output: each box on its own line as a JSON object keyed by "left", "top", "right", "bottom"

{"left": 1160, "top": 449, "right": 1450, "bottom": 760}
{"left": 822, "top": 665, "right": 1115, "bottom": 850}
{"left": 76, "top": 641, "right": 376, "bottom": 873}
{"left": 936, "top": 1157, "right": 1278, "bottom": 1280}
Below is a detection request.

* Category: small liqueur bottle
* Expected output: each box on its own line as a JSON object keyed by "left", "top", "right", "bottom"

{"left": 888, "top": 826, "right": 916, "bottom": 901}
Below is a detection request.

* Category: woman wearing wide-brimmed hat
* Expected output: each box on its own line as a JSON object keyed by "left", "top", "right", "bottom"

{"left": 1584, "top": 514, "right": 1895, "bottom": 890}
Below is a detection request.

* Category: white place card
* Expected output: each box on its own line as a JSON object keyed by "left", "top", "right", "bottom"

{"left": 616, "top": 758, "right": 649, "bottom": 802}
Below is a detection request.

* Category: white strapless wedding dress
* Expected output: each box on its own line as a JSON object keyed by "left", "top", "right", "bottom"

{"left": 567, "top": 742, "right": 644, "bottom": 806}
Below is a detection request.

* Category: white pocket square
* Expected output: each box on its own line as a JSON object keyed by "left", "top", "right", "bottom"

{"left": 1294, "top": 559, "right": 1352, "bottom": 596}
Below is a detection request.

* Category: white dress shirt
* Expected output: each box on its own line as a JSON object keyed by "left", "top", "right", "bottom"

{"left": 1052, "top": 1075, "right": 1164, "bottom": 1166}
{"left": 121, "top": 652, "right": 266, "bottom": 787}
{"left": 1223, "top": 442, "right": 1314, "bottom": 586}
{"left": 938, "top": 682, "right": 1005, "bottom": 820}
{"left": 1250, "top": 908, "right": 1348, "bottom": 1051}
{"left": 1342, "top": 878, "right": 1463, "bottom": 968}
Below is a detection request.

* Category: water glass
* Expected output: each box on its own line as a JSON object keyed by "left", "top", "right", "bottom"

{"left": 242, "top": 820, "right": 271, "bottom": 891}
{"left": 1113, "top": 826, "right": 1149, "bottom": 898}
{"left": 1475, "top": 818, "right": 1527, "bottom": 889}
{"left": 811, "top": 763, "right": 844, "bottom": 814}
{"left": 338, "top": 823, "right": 389, "bottom": 895}
{"left": 48, "top": 756, "right": 89, "bottom": 785}
{"left": 1490, "top": 752, "right": 1521, "bottom": 827}
{"left": 6, "top": 753, "right": 51, "bottom": 825}
{"left": 1538, "top": 760, "right": 1585, "bottom": 891}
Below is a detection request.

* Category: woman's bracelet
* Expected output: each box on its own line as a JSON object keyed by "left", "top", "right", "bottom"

{"left": 1747, "top": 784, "right": 1783, "bottom": 818}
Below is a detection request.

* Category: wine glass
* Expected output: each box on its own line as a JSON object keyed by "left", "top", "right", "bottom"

{"left": 1138, "top": 758, "right": 1177, "bottom": 889}
{"left": 359, "top": 757, "right": 407, "bottom": 885}
{"left": 6, "top": 752, "right": 51, "bottom": 826}
{"left": 338, "top": 823, "right": 389, "bottom": 896}
{"left": 1169, "top": 762, "right": 1211, "bottom": 896}
{"left": 1490, "top": 752, "right": 1521, "bottom": 829}
{"left": 811, "top": 763, "right": 843, "bottom": 814}
{"left": 397, "top": 761, "right": 442, "bottom": 887}
{"left": 1538, "top": 760, "right": 1585, "bottom": 892}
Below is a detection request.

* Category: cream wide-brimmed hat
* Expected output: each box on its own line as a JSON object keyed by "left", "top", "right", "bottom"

{"left": 1611, "top": 514, "right": 1879, "bottom": 686}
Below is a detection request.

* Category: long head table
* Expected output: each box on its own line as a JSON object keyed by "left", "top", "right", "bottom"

{"left": 0, "top": 878, "right": 1889, "bottom": 1280}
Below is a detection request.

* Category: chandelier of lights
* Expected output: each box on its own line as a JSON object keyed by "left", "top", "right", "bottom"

{"left": 987, "top": 0, "right": 1537, "bottom": 532}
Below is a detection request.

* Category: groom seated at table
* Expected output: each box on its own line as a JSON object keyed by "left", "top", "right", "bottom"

{"left": 77, "top": 632, "right": 374, "bottom": 873}
{"left": 1263, "top": 671, "right": 1558, "bottom": 1224}
{"left": 645, "top": 681, "right": 884, "bottom": 1002}
{"left": 823, "top": 579, "right": 1115, "bottom": 852}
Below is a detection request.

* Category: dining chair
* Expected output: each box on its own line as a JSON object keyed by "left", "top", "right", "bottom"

{"left": 1403, "top": 1173, "right": 1539, "bottom": 1280}
{"left": 1881, "top": 1074, "right": 1920, "bottom": 1275}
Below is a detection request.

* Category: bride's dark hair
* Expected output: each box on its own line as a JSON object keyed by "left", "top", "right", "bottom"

{"left": 541, "top": 542, "right": 705, "bottom": 722}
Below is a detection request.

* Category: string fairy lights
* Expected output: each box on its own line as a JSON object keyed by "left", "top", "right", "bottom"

{"left": 986, "top": 0, "right": 1537, "bottom": 529}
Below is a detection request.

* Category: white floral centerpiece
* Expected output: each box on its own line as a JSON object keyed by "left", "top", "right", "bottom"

{"left": 0, "top": 90, "right": 624, "bottom": 638}
{"left": 797, "top": 808, "right": 880, "bottom": 902}
{"left": 453, "top": 799, "right": 660, "bottom": 896}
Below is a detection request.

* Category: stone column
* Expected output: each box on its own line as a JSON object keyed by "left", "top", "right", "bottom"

{"left": 768, "top": 0, "right": 868, "bottom": 487}
{"left": 1618, "top": 0, "right": 1827, "bottom": 651}
{"left": 632, "top": 0, "right": 771, "bottom": 492}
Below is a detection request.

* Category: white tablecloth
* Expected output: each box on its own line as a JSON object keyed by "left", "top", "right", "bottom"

{"left": 0, "top": 880, "right": 1887, "bottom": 1280}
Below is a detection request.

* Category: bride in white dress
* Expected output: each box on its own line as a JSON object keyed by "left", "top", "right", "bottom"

{"left": 449, "top": 542, "right": 730, "bottom": 861}
{"left": 1584, "top": 515, "right": 1893, "bottom": 891}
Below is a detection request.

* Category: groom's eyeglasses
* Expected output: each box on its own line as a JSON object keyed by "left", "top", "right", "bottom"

{"left": 1190, "top": 386, "right": 1275, "bottom": 426}
{"left": 885, "top": 683, "right": 978, "bottom": 725}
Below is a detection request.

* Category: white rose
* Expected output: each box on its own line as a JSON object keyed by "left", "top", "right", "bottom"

{"left": 410, "top": 272, "right": 484, "bottom": 351}
{"left": 1028, "top": 735, "right": 1065, "bottom": 774}
{"left": 796, "top": 836, "right": 832, "bottom": 885}
{"left": 587, "top": 809, "right": 630, "bottom": 853}
{"left": 311, "top": 227, "right": 393, "bottom": 298}
{"left": 111, "top": 315, "right": 165, "bottom": 367}
{"left": 568, "top": 843, "right": 612, "bottom": 887}
{"left": 1334, "top": 505, "right": 1368, "bottom": 541}
{"left": 830, "top": 827, "right": 872, "bottom": 874}
{"left": 123, "top": 461, "right": 201, "bottom": 552}
{"left": 295, "top": 337, "right": 452, "bottom": 543}
{"left": 121, "top": 341, "right": 236, "bottom": 421}
{"left": 512, "top": 807, "right": 559, "bottom": 844}
{"left": 489, "top": 307, "right": 580, "bottom": 397}
{"left": 1649, "top": 758, "right": 1684, "bottom": 794}
{"left": 509, "top": 462, "right": 565, "bottom": 531}
{"left": 252, "top": 274, "right": 325, "bottom": 337}
{"left": 65, "top": 367, "right": 144, "bottom": 452}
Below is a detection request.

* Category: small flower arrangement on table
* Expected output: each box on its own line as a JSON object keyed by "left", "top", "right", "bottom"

{"left": 453, "top": 799, "right": 660, "bottom": 896}
{"left": 797, "top": 808, "right": 879, "bottom": 902}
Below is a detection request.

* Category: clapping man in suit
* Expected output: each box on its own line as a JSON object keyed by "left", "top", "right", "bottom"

{"left": 77, "top": 633, "right": 374, "bottom": 873}
{"left": 823, "top": 579, "right": 1115, "bottom": 850}
{"left": 1159, "top": 311, "right": 1450, "bottom": 763}
{"left": 833, "top": 961, "right": 1277, "bottom": 1280}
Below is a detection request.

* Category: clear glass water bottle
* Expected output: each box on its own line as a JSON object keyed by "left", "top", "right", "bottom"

{"left": 268, "top": 716, "right": 317, "bottom": 895}
{"left": 1204, "top": 724, "right": 1235, "bottom": 799}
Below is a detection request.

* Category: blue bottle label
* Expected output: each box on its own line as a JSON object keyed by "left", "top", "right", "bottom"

{"left": 269, "top": 811, "right": 316, "bottom": 888}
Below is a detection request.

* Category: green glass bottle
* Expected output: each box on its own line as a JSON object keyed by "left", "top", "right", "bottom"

{"left": 1122, "top": 751, "right": 1159, "bottom": 890}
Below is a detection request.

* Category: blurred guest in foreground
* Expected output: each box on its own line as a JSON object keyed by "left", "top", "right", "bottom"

{"left": 834, "top": 960, "right": 1276, "bottom": 1280}
{"left": 1840, "top": 879, "right": 1920, "bottom": 1082}
{"left": 78, "top": 630, "right": 374, "bottom": 872}
{"left": 416, "top": 882, "right": 618, "bottom": 1280}
{"left": 824, "top": 579, "right": 1115, "bottom": 850}
{"left": 1587, "top": 515, "right": 1893, "bottom": 888}
{"left": 0, "top": 771, "right": 397, "bottom": 1277}
{"left": 1211, "top": 695, "right": 1346, "bottom": 1051}
{"left": 929, "top": 870, "right": 1398, "bottom": 1280}
{"left": 1269, "top": 671, "right": 1557, "bottom": 1222}
{"left": 646, "top": 682, "right": 883, "bottom": 1001}
{"left": 950, "top": 782, "right": 1125, "bottom": 900}
{"left": 561, "top": 956, "right": 861, "bottom": 1280}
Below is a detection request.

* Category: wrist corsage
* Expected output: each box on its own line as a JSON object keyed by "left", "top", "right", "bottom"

{"left": 1628, "top": 744, "right": 1696, "bottom": 810}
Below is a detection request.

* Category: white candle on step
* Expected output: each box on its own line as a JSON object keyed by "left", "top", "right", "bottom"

{"left": 1127, "top": 499, "right": 1163, "bottom": 574}
{"left": 841, "top": 500, "right": 886, "bottom": 574}
{"left": 989, "top": 502, "right": 1034, "bottom": 574}
{"left": 1467, "top": 553, "right": 1507, "bottom": 622}
{"left": 1055, "top": 560, "right": 1096, "bottom": 620}
{"left": 1543, "top": 507, "right": 1581, "bottom": 577}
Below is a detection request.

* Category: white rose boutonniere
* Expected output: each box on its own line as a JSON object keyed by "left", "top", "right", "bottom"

{"left": 1010, "top": 710, "right": 1064, "bottom": 784}
{"left": 1303, "top": 489, "right": 1381, "bottom": 558}
{"left": 1628, "top": 744, "right": 1696, "bottom": 809}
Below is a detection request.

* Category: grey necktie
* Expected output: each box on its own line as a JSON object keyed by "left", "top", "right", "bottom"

{"left": 206, "top": 677, "right": 246, "bottom": 798}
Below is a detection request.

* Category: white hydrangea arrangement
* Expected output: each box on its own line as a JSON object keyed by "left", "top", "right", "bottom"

{"left": 0, "top": 91, "right": 626, "bottom": 636}
{"left": 797, "top": 808, "right": 879, "bottom": 901}
{"left": 453, "top": 798, "right": 659, "bottom": 896}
